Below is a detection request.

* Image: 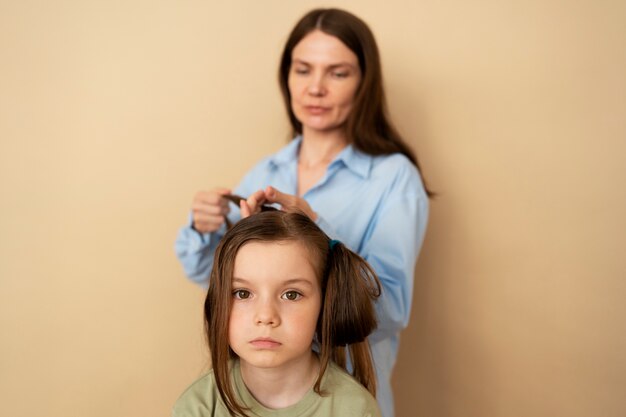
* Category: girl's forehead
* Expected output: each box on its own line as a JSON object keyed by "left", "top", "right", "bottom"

{"left": 233, "top": 240, "right": 322, "bottom": 284}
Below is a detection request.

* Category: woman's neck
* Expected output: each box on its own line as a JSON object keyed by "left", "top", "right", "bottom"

{"left": 299, "top": 129, "right": 348, "bottom": 169}
{"left": 239, "top": 353, "right": 319, "bottom": 410}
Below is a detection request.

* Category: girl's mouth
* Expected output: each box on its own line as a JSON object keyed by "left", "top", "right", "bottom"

{"left": 250, "top": 338, "right": 282, "bottom": 349}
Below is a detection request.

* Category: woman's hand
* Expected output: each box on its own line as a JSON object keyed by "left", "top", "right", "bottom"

{"left": 190, "top": 187, "right": 231, "bottom": 233}
{"left": 261, "top": 186, "right": 318, "bottom": 221}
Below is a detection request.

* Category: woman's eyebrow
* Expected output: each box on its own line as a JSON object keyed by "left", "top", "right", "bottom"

{"left": 292, "top": 58, "right": 356, "bottom": 69}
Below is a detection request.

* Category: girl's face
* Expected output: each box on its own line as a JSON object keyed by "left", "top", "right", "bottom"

{"left": 288, "top": 30, "right": 361, "bottom": 137}
{"left": 228, "top": 241, "right": 322, "bottom": 371}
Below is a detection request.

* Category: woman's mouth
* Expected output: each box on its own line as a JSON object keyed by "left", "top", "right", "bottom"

{"left": 304, "top": 106, "right": 329, "bottom": 115}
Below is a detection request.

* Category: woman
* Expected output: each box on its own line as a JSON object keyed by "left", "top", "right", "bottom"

{"left": 175, "top": 8, "right": 431, "bottom": 417}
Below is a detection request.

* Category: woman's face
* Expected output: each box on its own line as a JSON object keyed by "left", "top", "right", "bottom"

{"left": 288, "top": 30, "right": 361, "bottom": 137}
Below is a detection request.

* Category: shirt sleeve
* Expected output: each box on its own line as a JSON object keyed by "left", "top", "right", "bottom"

{"left": 174, "top": 214, "right": 226, "bottom": 287}
{"left": 361, "top": 174, "right": 429, "bottom": 344}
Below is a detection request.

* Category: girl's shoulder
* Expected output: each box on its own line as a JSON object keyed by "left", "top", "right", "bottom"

{"left": 171, "top": 368, "right": 226, "bottom": 417}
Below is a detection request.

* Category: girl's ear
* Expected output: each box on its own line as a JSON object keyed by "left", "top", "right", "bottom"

{"left": 321, "top": 244, "right": 381, "bottom": 346}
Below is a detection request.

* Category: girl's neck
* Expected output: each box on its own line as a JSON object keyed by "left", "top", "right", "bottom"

{"left": 239, "top": 353, "right": 320, "bottom": 410}
{"left": 299, "top": 129, "right": 348, "bottom": 169}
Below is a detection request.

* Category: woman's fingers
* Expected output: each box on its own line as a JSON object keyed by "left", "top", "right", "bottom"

{"left": 240, "top": 200, "right": 251, "bottom": 218}
{"left": 264, "top": 186, "right": 317, "bottom": 220}
{"left": 192, "top": 201, "right": 230, "bottom": 216}
{"left": 192, "top": 214, "right": 226, "bottom": 233}
{"left": 192, "top": 186, "right": 317, "bottom": 230}
{"left": 265, "top": 186, "right": 289, "bottom": 205}
{"left": 191, "top": 187, "right": 232, "bottom": 233}
{"left": 194, "top": 188, "right": 231, "bottom": 209}
{"left": 245, "top": 189, "right": 267, "bottom": 214}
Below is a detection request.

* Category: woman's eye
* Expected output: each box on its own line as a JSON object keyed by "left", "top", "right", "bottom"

{"left": 282, "top": 291, "right": 302, "bottom": 301}
{"left": 293, "top": 67, "right": 309, "bottom": 75}
{"left": 332, "top": 71, "right": 348, "bottom": 78}
{"left": 233, "top": 290, "right": 251, "bottom": 300}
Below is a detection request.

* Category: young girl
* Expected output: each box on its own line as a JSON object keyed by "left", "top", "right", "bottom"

{"left": 172, "top": 211, "right": 382, "bottom": 417}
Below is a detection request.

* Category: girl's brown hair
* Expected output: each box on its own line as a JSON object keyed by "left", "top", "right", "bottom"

{"left": 204, "top": 211, "right": 381, "bottom": 416}
{"left": 278, "top": 8, "right": 433, "bottom": 197}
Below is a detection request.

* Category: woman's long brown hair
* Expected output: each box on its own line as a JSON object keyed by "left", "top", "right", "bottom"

{"left": 204, "top": 211, "right": 381, "bottom": 416}
{"left": 278, "top": 8, "right": 434, "bottom": 197}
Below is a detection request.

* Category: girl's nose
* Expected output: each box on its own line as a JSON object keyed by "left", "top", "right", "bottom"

{"left": 254, "top": 300, "right": 280, "bottom": 327}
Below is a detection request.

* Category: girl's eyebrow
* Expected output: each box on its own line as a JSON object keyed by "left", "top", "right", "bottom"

{"left": 282, "top": 278, "right": 315, "bottom": 288}
{"left": 232, "top": 277, "right": 314, "bottom": 287}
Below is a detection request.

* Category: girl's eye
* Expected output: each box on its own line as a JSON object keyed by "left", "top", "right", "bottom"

{"left": 282, "top": 291, "right": 302, "bottom": 301}
{"left": 233, "top": 290, "right": 251, "bottom": 300}
{"left": 332, "top": 71, "right": 348, "bottom": 78}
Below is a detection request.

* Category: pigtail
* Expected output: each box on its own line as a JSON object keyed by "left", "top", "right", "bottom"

{"left": 315, "top": 241, "right": 381, "bottom": 397}
{"left": 348, "top": 341, "right": 377, "bottom": 395}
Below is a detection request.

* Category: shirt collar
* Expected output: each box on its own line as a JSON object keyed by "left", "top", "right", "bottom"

{"left": 333, "top": 142, "right": 373, "bottom": 179}
{"left": 269, "top": 135, "right": 373, "bottom": 179}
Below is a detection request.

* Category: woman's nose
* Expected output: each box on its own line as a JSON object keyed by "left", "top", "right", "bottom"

{"left": 254, "top": 299, "right": 280, "bottom": 326}
{"left": 307, "top": 75, "right": 326, "bottom": 97}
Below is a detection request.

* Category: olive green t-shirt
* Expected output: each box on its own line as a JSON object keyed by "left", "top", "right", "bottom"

{"left": 172, "top": 360, "right": 381, "bottom": 417}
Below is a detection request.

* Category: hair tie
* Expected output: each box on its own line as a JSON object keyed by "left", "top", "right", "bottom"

{"left": 329, "top": 239, "right": 341, "bottom": 250}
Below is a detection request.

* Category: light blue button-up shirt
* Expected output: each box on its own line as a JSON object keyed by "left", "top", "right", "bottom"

{"left": 175, "top": 137, "right": 429, "bottom": 417}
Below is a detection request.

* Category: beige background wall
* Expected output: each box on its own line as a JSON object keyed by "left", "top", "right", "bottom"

{"left": 1, "top": 1, "right": 624, "bottom": 416}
